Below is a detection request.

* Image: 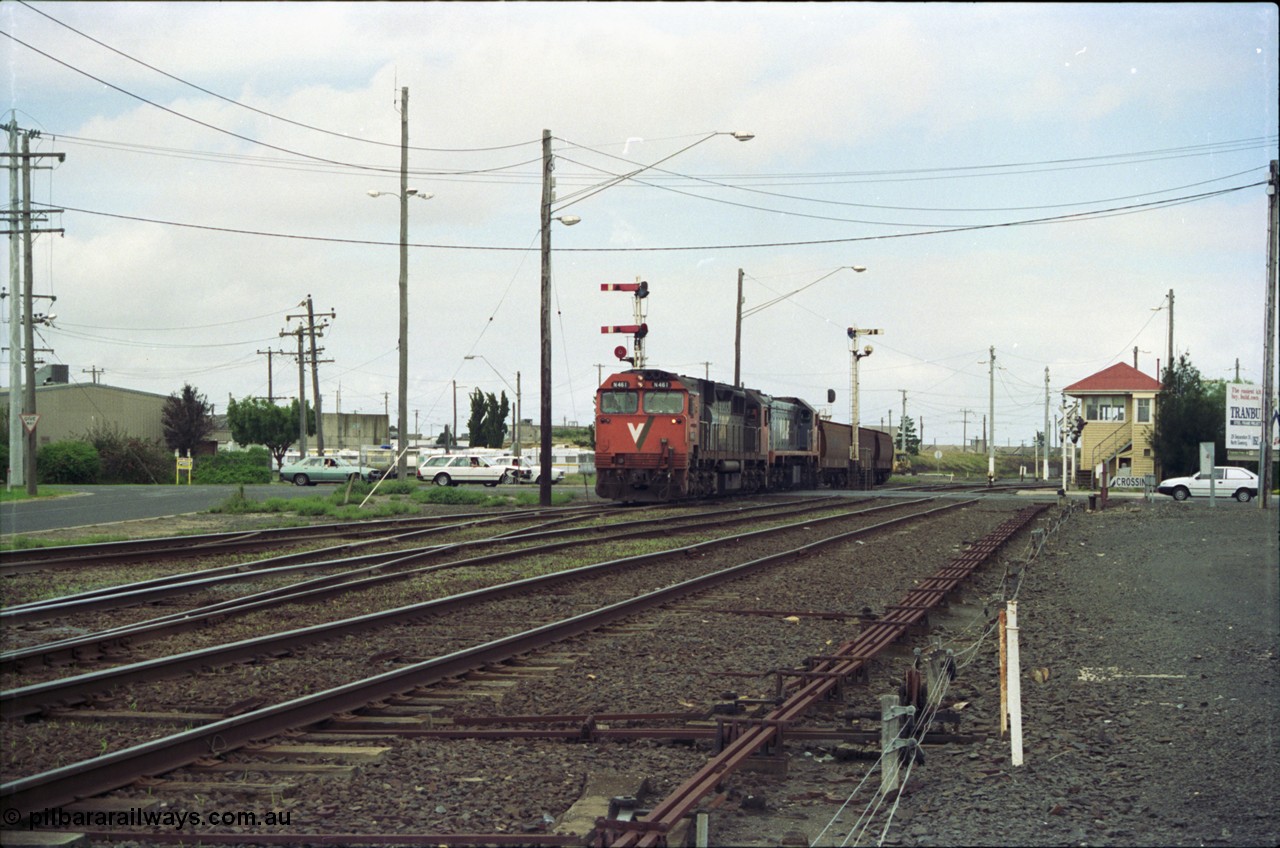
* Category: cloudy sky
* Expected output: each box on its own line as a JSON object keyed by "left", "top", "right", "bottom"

{"left": 4, "top": 1, "right": 1276, "bottom": 448}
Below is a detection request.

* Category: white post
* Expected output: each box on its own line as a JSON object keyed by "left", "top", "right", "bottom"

{"left": 1006, "top": 600, "right": 1024, "bottom": 766}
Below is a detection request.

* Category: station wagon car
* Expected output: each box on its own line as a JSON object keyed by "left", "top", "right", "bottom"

{"left": 493, "top": 455, "right": 564, "bottom": 485}
{"left": 416, "top": 454, "right": 509, "bottom": 487}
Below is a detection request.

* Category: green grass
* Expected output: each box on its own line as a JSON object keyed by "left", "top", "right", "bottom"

{"left": 2, "top": 532, "right": 133, "bottom": 553}
{"left": 0, "top": 485, "right": 71, "bottom": 503}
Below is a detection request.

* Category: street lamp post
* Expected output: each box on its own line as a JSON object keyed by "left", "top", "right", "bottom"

{"left": 367, "top": 182, "right": 433, "bottom": 478}
{"left": 465, "top": 355, "right": 520, "bottom": 457}
{"left": 848, "top": 325, "right": 881, "bottom": 487}
{"left": 735, "top": 266, "right": 865, "bottom": 387}
{"left": 538, "top": 129, "right": 752, "bottom": 505}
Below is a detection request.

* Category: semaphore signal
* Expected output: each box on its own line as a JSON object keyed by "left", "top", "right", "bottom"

{"left": 600, "top": 278, "right": 650, "bottom": 368}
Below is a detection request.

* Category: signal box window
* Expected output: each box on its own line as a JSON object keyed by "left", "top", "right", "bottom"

{"left": 600, "top": 391, "right": 639, "bottom": 414}
{"left": 1084, "top": 395, "right": 1125, "bottom": 422}
{"left": 643, "top": 391, "right": 684, "bottom": 414}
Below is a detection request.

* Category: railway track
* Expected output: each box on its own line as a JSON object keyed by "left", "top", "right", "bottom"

{"left": 0, "top": 497, "right": 1056, "bottom": 847}
{"left": 2, "top": 497, "right": 860, "bottom": 674}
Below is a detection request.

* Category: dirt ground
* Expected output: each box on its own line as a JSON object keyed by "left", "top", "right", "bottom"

{"left": 713, "top": 497, "right": 1279, "bottom": 847}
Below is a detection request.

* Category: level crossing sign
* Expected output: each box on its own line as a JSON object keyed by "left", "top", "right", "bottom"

{"left": 19, "top": 413, "right": 39, "bottom": 433}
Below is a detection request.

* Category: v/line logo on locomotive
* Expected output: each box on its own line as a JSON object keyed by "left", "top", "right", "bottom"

{"left": 593, "top": 281, "right": 892, "bottom": 504}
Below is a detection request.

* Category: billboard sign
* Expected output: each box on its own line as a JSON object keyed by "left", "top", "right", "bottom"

{"left": 1225, "top": 384, "right": 1264, "bottom": 451}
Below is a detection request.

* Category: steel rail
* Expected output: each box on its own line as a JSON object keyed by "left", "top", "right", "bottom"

{"left": 605, "top": 504, "right": 1050, "bottom": 847}
{"left": 2, "top": 499, "right": 969, "bottom": 812}
{"left": 1, "top": 498, "right": 938, "bottom": 718}
{"left": 0, "top": 504, "right": 616, "bottom": 574}
{"left": 4, "top": 498, "right": 829, "bottom": 617}
{"left": 3, "top": 497, "right": 865, "bottom": 670}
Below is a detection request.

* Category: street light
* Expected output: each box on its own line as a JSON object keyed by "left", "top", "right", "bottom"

{"left": 464, "top": 355, "right": 521, "bottom": 457}
{"left": 538, "top": 129, "right": 751, "bottom": 505}
{"left": 848, "top": 325, "right": 882, "bottom": 486}
{"left": 368, "top": 187, "right": 434, "bottom": 479}
{"left": 735, "top": 265, "right": 866, "bottom": 387}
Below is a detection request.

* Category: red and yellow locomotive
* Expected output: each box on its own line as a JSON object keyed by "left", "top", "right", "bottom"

{"left": 594, "top": 368, "right": 890, "bottom": 503}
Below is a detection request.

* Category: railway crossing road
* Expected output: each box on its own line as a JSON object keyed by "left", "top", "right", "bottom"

{"left": 1, "top": 484, "right": 319, "bottom": 536}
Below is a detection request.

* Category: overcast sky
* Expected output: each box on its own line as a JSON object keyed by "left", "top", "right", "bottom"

{"left": 4, "top": 1, "right": 1277, "bottom": 448}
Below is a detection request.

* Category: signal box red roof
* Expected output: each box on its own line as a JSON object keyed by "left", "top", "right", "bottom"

{"left": 1063, "top": 362, "right": 1162, "bottom": 394}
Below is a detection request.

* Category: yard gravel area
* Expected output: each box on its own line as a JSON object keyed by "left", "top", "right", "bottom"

{"left": 6, "top": 494, "right": 1276, "bottom": 848}
{"left": 712, "top": 497, "right": 1279, "bottom": 847}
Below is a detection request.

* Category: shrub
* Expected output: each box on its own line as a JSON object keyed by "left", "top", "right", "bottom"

{"left": 37, "top": 440, "right": 100, "bottom": 484}
{"left": 192, "top": 447, "right": 272, "bottom": 484}
{"left": 85, "top": 426, "right": 171, "bottom": 484}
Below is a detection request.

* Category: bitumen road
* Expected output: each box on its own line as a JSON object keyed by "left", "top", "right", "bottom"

{"left": 0, "top": 483, "right": 322, "bottom": 536}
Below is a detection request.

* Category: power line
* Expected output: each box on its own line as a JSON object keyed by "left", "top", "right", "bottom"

{"left": 40, "top": 179, "right": 1263, "bottom": 252}
{"left": 14, "top": 1, "right": 542, "bottom": 155}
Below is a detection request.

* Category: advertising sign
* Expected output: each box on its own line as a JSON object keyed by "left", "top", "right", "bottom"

{"left": 1225, "top": 384, "right": 1263, "bottom": 451}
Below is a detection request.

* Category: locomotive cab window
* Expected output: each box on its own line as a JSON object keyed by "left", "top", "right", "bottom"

{"left": 643, "top": 391, "right": 684, "bottom": 414}
{"left": 599, "top": 390, "right": 639, "bottom": 414}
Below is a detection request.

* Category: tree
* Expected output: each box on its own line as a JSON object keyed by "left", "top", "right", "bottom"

{"left": 899, "top": 415, "right": 922, "bottom": 456}
{"left": 1152, "top": 353, "right": 1226, "bottom": 476}
{"left": 162, "top": 383, "right": 214, "bottom": 457}
{"left": 466, "top": 389, "right": 510, "bottom": 449}
{"left": 226, "top": 397, "right": 313, "bottom": 469}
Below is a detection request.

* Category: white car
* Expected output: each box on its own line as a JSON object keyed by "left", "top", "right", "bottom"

{"left": 494, "top": 455, "right": 564, "bottom": 485}
{"left": 1155, "top": 466, "right": 1259, "bottom": 502}
{"left": 416, "top": 454, "right": 509, "bottom": 487}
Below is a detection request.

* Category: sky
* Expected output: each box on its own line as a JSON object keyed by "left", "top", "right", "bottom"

{"left": 3, "top": 1, "right": 1277, "bottom": 449}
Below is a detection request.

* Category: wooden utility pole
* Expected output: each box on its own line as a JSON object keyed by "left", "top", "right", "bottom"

{"left": 3, "top": 124, "right": 63, "bottom": 493}
{"left": 255, "top": 349, "right": 287, "bottom": 403}
{"left": 286, "top": 297, "right": 334, "bottom": 454}
{"left": 734, "top": 267, "right": 744, "bottom": 387}
{"left": 1261, "top": 160, "right": 1277, "bottom": 509}
{"left": 539, "top": 129, "right": 554, "bottom": 507}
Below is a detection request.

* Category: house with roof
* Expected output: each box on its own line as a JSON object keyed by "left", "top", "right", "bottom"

{"left": 1063, "top": 362, "right": 1163, "bottom": 487}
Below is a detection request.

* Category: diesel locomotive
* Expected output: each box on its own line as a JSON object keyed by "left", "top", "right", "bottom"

{"left": 594, "top": 368, "right": 893, "bottom": 503}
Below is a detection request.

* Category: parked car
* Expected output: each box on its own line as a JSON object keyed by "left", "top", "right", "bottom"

{"left": 417, "top": 454, "right": 508, "bottom": 487}
{"left": 1155, "top": 466, "right": 1259, "bottom": 502}
{"left": 495, "top": 454, "right": 564, "bottom": 484}
{"left": 279, "top": 455, "right": 380, "bottom": 486}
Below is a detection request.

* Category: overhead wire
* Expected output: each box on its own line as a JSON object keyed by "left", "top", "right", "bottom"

{"left": 14, "top": 1, "right": 542, "bottom": 155}
{"left": 39, "top": 180, "right": 1266, "bottom": 255}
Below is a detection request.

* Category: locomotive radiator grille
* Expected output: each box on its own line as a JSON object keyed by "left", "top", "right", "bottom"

{"left": 611, "top": 452, "right": 687, "bottom": 469}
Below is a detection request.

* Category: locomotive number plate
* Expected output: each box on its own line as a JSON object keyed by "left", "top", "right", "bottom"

{"left": 610, "top": 381, "right": 630, "bottom": 388}
{"left": 650, "top": 381, "right": 671, "bottom": 388}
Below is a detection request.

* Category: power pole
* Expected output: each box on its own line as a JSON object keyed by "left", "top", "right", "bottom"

{"left": 396, "top": 86, "right": 411, "bottom": 480}
{"left": 988, "top": 346, "right": 996, "bottom": 483}
{"left": 4, "top": 124, "right": 63, "bottom": 493}
{"left": 959, "top": 408, "right": 973, "bottom": 452}
{"left": 255, "top": 349, "right": 287, "bottom": 403}
{"left": 1166, "top": 289, "right": 1174, "bottom": 376}
{"left": 281, "top": 326, "right": 308, "bottom": 457}
{"left": 1043, "top": 367, "right": 1051, "bottom": 481}
{"left": 1260, "top": 159, "right": 1277, "bottom": 510}
{"left": 286, "top": 296, "right": 334, "bottom": 455}
{"left": 539, "top": 128, "right": 554, "bottom": 506}
{"left": 81, "top": 366, "right": 105, "bottom": 385}
{"left": 734, "top": 267, "right": 744, "bottom": 387}
{"left": 899, "top": 390, "right": 908, "bottom": 453}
